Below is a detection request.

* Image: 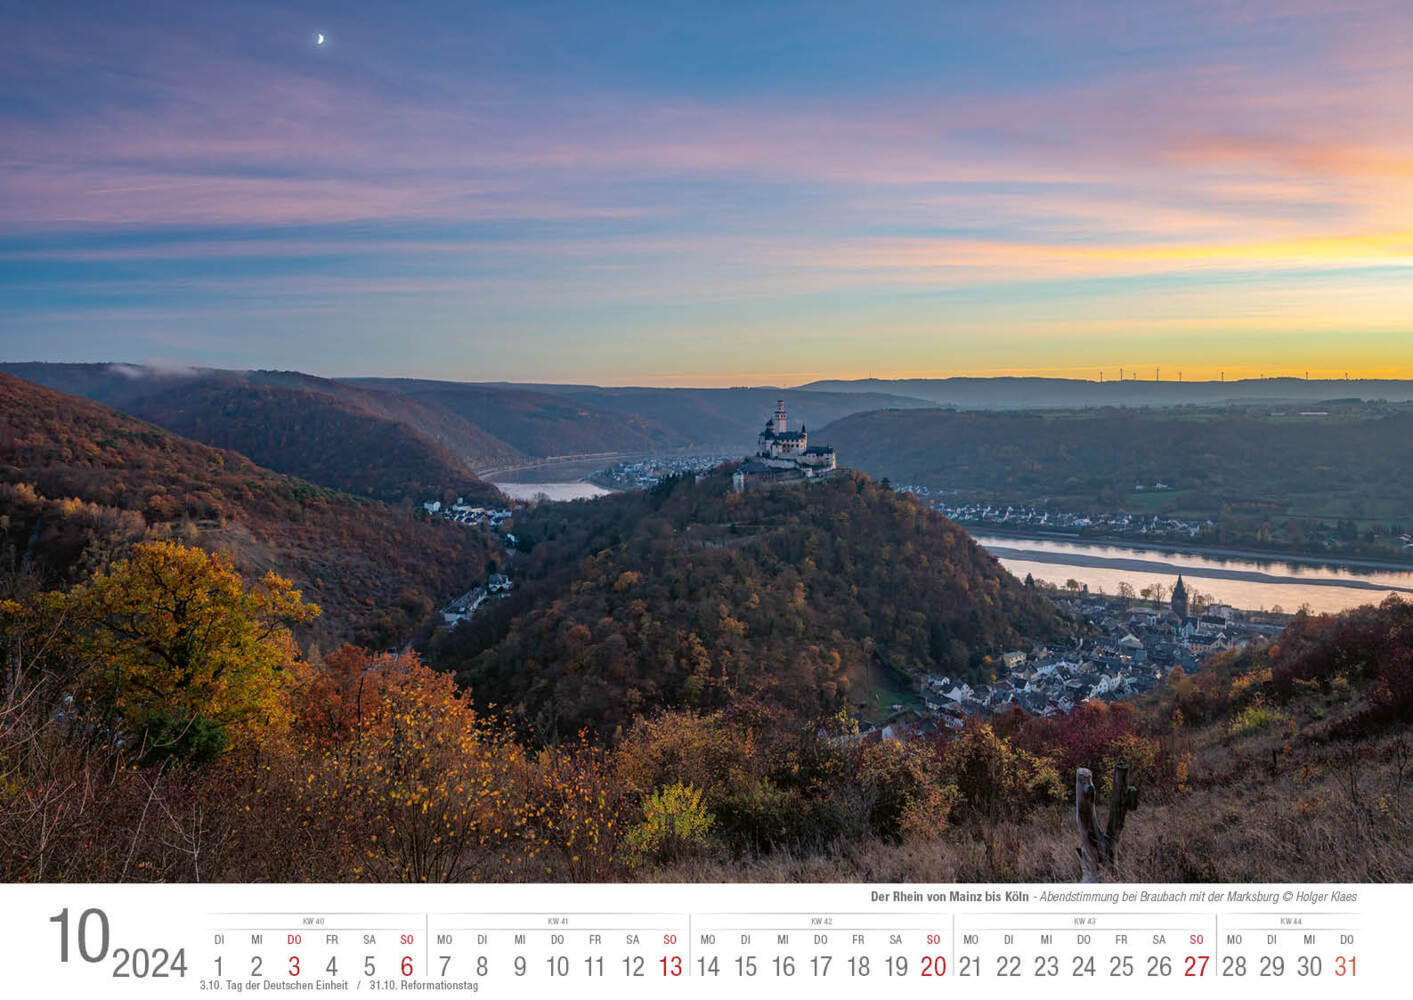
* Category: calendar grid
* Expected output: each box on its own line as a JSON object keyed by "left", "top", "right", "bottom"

{"left": 0, "top": 882, "right": 1389, "bottom": 996}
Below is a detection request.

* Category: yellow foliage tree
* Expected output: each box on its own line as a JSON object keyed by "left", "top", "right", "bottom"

{"left": 64, "top": 540, "right": 319, "bottom": 760}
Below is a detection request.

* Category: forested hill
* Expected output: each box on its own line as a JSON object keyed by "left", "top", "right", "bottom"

{"left": 431, "top": 469, "right": 1062, "bottom": 738}
{"left": 118, "top": 379, "right": 505, "bottom": 506}
{"left": 343, "top": 378, "right": 692, "bottom": 457}
{"left": 820, "top": 406, "right": 1413, "bottom": 518}
{"left": 1, "top": 363, "right": 510, "bottom": 505}
{"left": 0, "top": 372, "right": 492, "bottom": 645}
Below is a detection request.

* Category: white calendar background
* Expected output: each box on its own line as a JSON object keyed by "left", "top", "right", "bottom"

{"left": 0, "top": 882, "right": 1390, "bottom": 998}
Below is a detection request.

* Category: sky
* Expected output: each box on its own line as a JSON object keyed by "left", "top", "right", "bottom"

{"left": 2, "top": 0, "right": 1412, "bottom": 386}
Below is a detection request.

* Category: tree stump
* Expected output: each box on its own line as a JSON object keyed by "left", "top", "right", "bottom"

{"left": 1075, "top": 763, "right": 1139, "bottom": 882}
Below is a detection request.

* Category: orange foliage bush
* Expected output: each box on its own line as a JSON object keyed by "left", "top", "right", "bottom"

{"left": 282, "top": 646, "right": 536, "bottom": 881}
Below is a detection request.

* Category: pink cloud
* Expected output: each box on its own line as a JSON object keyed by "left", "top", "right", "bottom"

{"left": 4, "top": 1, "right": 1413, "bottom": 297}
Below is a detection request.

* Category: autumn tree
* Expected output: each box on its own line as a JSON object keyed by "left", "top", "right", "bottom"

{"left": 940, "top": 720, "right": 1064, "bottom": 825}
{"left": 62, "top": 540, "right": 319, "bottom": 761}
{"left": 289, "top": 646, "right": 550, "bottom": 882}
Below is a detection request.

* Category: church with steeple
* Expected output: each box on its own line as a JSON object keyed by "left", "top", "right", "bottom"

{"left": 1171, "top": 575, "right": 1189, "bottom": 620}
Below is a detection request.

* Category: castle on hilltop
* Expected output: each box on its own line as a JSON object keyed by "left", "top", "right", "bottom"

{"left": 732, "top": 399, "right": 838, "bottom": 492}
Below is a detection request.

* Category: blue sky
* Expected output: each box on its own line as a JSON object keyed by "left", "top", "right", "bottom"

{"left": 2, "top": 0, "right": 1412, "bottom": 384}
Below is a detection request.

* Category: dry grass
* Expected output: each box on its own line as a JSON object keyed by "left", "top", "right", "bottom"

{"left": 641, "top": 709, "right": 1413, "bottom": 884}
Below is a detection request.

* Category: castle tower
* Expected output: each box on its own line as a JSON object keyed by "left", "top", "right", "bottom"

{"left": 741, "top": 397, "right": 838, "bottom": 488}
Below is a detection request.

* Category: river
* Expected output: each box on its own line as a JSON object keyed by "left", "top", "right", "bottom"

{"left": 490, "top": 481, "right": 611, "bottom": 501}
{"left": 973, "top": 534, "right": 1413, "bottom": 614}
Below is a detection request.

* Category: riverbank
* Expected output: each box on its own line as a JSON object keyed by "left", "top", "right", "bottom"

{"left": 973, "top": 532, "right": 1413, "bottom": 616}
{"left": 474, "top": 452, "right": 646, "bottom": 481}
{"left": 961, "top": 525, "right": 1413, "bottom": 574}
{"left": 980, "top": 540, "right": 1413, "bottom": 598}
{"left": 490, "top": 481, "right": 613, "bottom": 501}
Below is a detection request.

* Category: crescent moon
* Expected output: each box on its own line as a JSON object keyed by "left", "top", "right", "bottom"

{"left": 316, "top": 33, "right": 325, "bottom": 45}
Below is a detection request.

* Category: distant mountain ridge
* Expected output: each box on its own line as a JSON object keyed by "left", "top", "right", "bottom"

{"left": 798, "top": 375, "right": 1413, "bottom": 409}
{"left": 22, "top": 363, "right": 1410, "bottom": 490}
{"left": 342, "top": 378, "right": 689, "bottom": 458}
{"left": 349, "top": 377, "right": 936, "bottom": 454}
{"left": 2, "top": 364, "right": 938, "bottom": 483}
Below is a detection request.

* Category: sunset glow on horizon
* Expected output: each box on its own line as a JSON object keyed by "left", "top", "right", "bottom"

{"left": 3, "top": 0, "right": 1412, "bottom": 385}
